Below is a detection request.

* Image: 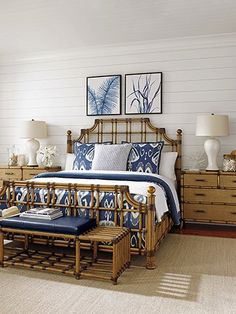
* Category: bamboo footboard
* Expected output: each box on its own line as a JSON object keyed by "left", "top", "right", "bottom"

{"left": 0, "top": 180, "right": 173, "bottom": 269}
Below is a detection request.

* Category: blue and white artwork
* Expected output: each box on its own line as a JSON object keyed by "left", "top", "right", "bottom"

{"left": 125, "top": 72, "right": 162, "bottom": 114}
{"left": 87, "top": 75, "right": 121, "bottom": 116}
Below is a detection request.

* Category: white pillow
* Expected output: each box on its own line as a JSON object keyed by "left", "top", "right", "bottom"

{"left": 65, "top": 153, "right": 76, "bottom": 171}
{"left": 92, "top": 144, "right": 132, "bottom": 171}
{"left": 159, "top": 152, "right": 178, "bottom": 181}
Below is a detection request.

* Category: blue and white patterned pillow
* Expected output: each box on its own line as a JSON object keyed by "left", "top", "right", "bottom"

{"left": 73, "top": 142, "right": 95, "bottom": 170}
{"left": 127, "top": 142, "right": 164, "bottom": 173}
{"left": 73, "top": 142, "right": 112, "bottom": 170}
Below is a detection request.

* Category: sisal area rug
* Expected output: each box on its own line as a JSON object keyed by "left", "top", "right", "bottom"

{"left": 0, "top": 234, "right": 235, "bottom": 314}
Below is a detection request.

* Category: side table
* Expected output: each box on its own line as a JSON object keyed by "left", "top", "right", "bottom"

{"left": 79, "top": 226, "right": 130, "bottom": 284}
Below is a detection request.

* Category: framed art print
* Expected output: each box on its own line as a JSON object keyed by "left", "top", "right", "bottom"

{"left": 125, "top": 72, "right": 162, "bottom": 114}
{"left": 86, "top": 75, "right": 121, "bottom": 116}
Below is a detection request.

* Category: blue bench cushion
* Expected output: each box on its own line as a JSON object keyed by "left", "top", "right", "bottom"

{"left": 0, "top": 216, "right": 96, "bottom": 235}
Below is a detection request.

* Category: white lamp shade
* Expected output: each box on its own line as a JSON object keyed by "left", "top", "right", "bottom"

{"left": 20, "top": 120, "right": 47, "bottom": 139}
{"left": 196, "top": 114, "right": 229, "bottom": 137}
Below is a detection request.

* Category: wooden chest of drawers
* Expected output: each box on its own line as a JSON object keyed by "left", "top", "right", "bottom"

{"left": 0, "top": 166, "right": 61, "bottom": 187}
{"left": 181, "top": 171, "right": 236, "bottom": 225}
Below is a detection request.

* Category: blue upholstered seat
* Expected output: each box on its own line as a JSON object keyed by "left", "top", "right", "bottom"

{"left": 0, "top": 216, "right": 96, "bottom": 235}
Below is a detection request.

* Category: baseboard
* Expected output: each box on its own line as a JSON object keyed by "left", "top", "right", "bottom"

{"left": 171, "top": 223, "right": 236, "bottom": 238}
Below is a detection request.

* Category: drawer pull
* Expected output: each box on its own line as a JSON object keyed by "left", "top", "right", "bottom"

{"left": 230, "top": 212, "right": 236, "bottom": 215}
{"left": 5, "top": 172, "right": 14, "bottom": 175}
{"left": 232, "top": 180, "right": 236, "bottom": 183}
{"left": 231, "top": 195, "right": 236, "bottom": 198}
{"left": 194, "top": 210, "right": 206, "bottom": 213}
{"left": 195, "top": 179, "right": 206, "bottom": 182}
{"left": 29, "top": 173, "right": 36, "bottom": 176}
{"left": 195, "top": 193, "right": 205, "bottom": 196}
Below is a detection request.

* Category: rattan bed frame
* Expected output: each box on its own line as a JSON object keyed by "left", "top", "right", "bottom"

{"left": 0, "top": 118, "right": 182, "bottom": 270}
{"left": 66, "top": 118, "right": 182, "bottom": 268}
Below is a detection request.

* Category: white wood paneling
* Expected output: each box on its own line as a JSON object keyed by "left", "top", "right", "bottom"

{"left": 0, "top": 34, "right": 236, "bottom": 169}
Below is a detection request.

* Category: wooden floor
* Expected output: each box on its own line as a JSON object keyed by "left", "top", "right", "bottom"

{"left": 172, "top": 223, "right": 236, "bottom": 238}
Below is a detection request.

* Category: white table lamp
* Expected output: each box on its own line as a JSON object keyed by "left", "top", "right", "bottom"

{"left": 196, "top": 114, "right": 229, "bottom": 171}
{"left": 21, "top": 120, "right": 47, "bottom": 166}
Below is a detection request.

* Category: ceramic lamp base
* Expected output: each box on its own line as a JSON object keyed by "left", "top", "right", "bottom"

{"left": 204, "top": 137, "right": 220, "bottom": 171}
{"left": 25, "top": 138, "right": 40, "bottom": 166}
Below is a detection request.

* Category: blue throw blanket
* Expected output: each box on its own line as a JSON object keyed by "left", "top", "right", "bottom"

{"left": 35, "top": 171, "right": 181, "bottom": 225}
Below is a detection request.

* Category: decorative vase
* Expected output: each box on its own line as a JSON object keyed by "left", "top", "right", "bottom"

{"left": 41, "top": 156, "right": 53, "bottom": 167}
{"left": 38, "top": 145, "right": 57, "bottom": 168}
{"left": 18, "top": 154, "right": 26, "bottom": 166}
{"left": 8, "top": 146, "right": 18, "bottom": 166}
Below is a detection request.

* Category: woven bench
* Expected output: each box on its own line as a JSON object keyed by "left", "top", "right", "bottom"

{"left": 79, "top": 226, "right": 130, "bottom": 284}
{"left": 0, "top": 217, "right": 130, "bottom": 284}
{"left": 0, "top": 216, "right": 96, "bottom": 277}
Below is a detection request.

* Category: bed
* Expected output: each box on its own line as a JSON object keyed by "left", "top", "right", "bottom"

{"left": 0, "top": 118, "right": 182, "bottom": 269}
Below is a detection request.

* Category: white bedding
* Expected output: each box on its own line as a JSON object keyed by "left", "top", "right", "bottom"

{"left": 31, "top": 170, "right": 180, "bottom": 222}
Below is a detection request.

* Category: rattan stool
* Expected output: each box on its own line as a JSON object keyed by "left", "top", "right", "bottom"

{"left": 79, "top": 226, "right": 130, "bottom": 284}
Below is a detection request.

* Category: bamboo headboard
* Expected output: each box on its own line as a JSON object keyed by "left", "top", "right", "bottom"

{"left": 66, "top": 118, "right": 182, "bottom": 185}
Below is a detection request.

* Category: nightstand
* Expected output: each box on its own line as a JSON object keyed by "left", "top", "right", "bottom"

{"left": 0, "top": 166, "right": 61, "bottom": 187}
{"left": 181, "top": 170, "right": 236, "bottom": 225}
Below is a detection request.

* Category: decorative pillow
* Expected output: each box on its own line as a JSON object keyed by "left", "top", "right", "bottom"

{"left": 127, "top": 142, "right": 164, "bottom": 173}
{"left": 65, "top": 153, "right": 76, "bottom": 171}
{"left": 73, "top": 143, "right": 96, "bottom": 170}
{"left": 92, "top": 144, "right": 132, "bottom": 171}
{"left": 159, "top": 152, "right": 178, "bottom": 181}
{"left": 73, "top": 142, "right": 112, "bottom": 170}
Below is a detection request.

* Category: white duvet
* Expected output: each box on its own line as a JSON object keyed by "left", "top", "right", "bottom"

{"left": 31, "top": 170, "right": 180, "bottom": 222}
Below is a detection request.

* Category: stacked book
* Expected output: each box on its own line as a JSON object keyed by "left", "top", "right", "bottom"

{"left": 0, "top": 206, "right": 20, "bottom": 218}
{"left": 20, "top": 208, "right": 63, "bottom": 220}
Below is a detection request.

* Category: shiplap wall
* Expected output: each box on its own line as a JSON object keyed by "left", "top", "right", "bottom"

{"left": 0, "top": 33, "right": 236, "bottom": 168}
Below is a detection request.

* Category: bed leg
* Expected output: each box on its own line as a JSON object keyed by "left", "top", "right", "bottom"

{"left": 0, "top": 230, "right": 4, "bottom": 267}
{"left": 146, "top": 251, "right": 156, "bottom": 270}
{"left": 146, "top": 186, "right": 156, "bottom": 270}
{"left": 179, "top": 219, "right": 184, "bottom": 230}
{"left": 75, "top": 237, "right": 80, "bottom": 279}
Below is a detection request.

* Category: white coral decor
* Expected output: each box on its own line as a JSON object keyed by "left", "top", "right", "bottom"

{"left": 38, "top": 145, "right": 57, "bottom": 167}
